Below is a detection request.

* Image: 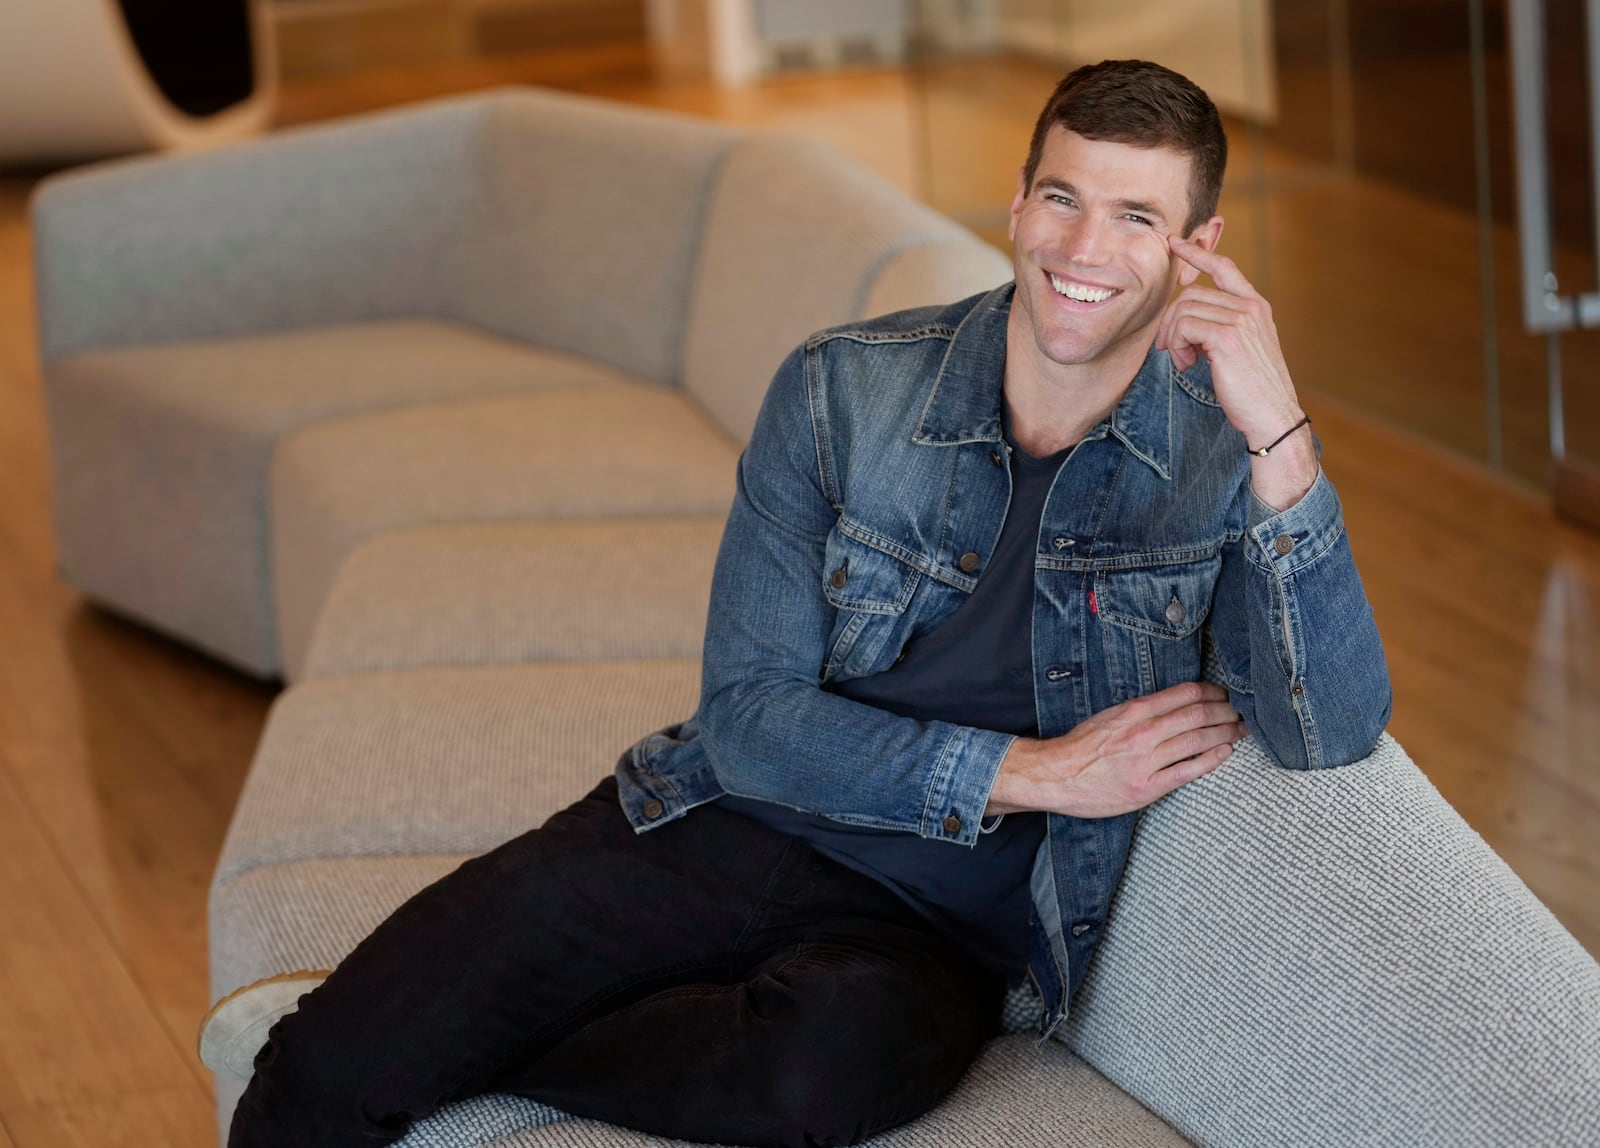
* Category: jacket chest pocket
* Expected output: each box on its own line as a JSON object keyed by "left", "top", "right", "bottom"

{"left": 1094, "top": 553, "right": 1220, "bottom": 701}
{"left": 821, "top": 526, "right": 922, "bottom": 682}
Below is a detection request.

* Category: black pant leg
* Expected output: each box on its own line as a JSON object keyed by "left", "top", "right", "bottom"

{"left": 228, "top": 777, "right": 802, "bottom": 1148}
{"left": 496, "top": 846, "right": 1007, "bottom": 1148}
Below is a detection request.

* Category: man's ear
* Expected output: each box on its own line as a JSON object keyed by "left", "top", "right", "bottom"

{"left": 1176, "top": 215, "right": 1225, "bottom": 286}
{"left": 1008, "top": 166, "right": 1027, "bottom": 243}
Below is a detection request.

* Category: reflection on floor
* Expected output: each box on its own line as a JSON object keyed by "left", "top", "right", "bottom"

{"left": 0, "top": 42, "right": 1593, "bottom": 1148}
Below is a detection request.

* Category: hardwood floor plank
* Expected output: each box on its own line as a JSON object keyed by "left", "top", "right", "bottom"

{"left": 0, "top": 768, "right": 198, "bottom": 1112}
{"left": 3, "top": 1086, "right": 214, "bottom": 1148}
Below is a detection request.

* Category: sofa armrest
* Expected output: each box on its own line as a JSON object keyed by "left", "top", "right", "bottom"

{"left": 30, "top": 93, "right": 491, "bottom": 365}
{"left": 1067, "top": 733, "right": 1600, "bottom": 1146}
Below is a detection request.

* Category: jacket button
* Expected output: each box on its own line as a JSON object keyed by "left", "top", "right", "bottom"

{"left": 942, "top": 814, "right": 963, "bottom": 835}
{"left": 830, "top": 566, "right": 848, "bottom": 589}
{"left": 1165, "top": 598, "right": 1187, "bottom": 624}
{"left": 1273, "top": 533, "right": 1296, "bottom": 556}
{"left": 1291, "top": 684, "right": 1305, "bottom": 697}
{"left": 1071, "top": 923, "right": 1091, "bottom": 937}
{"left": 958, "top": 551, "right": 981, "bottom": 573}
{"left": 642, "top": 799, "right": 665, "bottom": 820}
{"left": 990, "top": 450, "right": 1004, "bottom": 468}
{"left": 1052, "top": 536, "right": 1075, "bottom": 550}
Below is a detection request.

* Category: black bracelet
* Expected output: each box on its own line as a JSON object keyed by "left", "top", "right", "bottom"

{"left": 1248, "top": 415, "right": 1312, "bottom": 458}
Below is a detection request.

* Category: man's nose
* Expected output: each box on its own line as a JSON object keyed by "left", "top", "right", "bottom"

{"left": 1058, "top": 215, "right": 1111, "bottom": 264}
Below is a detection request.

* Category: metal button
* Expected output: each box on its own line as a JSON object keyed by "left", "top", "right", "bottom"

{"left": 990, "top": 450, "right": 1004, "bottom": 468}
{"left": 830, "top": 566, "right": 848, "bottom": 589}
{"left": 1165, "top": 598, "right": 1187, "bottom": 625}
{"left": 642, "top": 799, "right": 665, "bottom": 820}
{"left": 1291, "top": 684, "right": 1305, "bottom": 697}
{"left": 1046, "top": 667, "right": 1072, "bottom": 681}
{"left": 1051, "top": 536, "right": 1075, "bottom": 551}
{"left": 1071, "top": 923, "right": 1091, "bottom": 937}
{"left": 1273, "top": 533, "right": 1296, "bottom": 556}
{"left": 942, "top": 814, "right": 963, "bottom": 835}
{"left": 958, "top": 551, "right": 981, "bottom": 573}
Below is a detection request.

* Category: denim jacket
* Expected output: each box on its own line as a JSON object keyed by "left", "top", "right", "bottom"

{"left": 616, "top": 284, "right": 1392, "bottom": 1037}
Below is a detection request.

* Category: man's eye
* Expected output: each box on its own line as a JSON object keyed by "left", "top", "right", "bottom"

{"left": 1046, "top": 194, "right": 1075, "bottom": 207}
{"left": 1124, "top": 214, "right": 1152, "bottom": 226}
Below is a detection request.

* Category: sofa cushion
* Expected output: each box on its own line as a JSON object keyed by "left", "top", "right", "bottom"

{"left": 681, "top": 132, "right": 1010, "bottom": 443}
{"left": 270, "top": 383, "right": 740, "bottom": 678}
{"left": 216, "top": 660, "right": 702, "bottom": 885}
{"left": 210, "top": 853, "right": 1186, "bottom": 1148}
{"left": 46, "top": 318, "right": 637, "bottom": 675}
{"left": 303, "top": 519, "right": 725, "bottom": 678}
{"left": 1065, "top": 734, "right": 1600, "bottom": 1146}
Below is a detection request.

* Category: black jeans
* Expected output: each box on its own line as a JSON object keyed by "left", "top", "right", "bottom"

{"left": 229, "top": 777, "right": 1006, "bottom": 1148}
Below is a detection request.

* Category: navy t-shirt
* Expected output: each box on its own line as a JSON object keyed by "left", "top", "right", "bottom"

{"left": 721, "top": 427, "right": 1066, "bottom": 977}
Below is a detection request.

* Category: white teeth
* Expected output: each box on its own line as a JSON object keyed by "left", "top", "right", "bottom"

{"left": 1050, "top": 273, "right": 1116, "bottom": 303}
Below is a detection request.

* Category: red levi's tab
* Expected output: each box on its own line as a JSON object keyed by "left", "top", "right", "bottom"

{"left": 1088, "top": 589, "right": 1098, "bottom": 615}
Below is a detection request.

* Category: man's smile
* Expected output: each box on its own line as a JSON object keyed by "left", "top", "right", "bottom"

{"left": 1047, "top": 272, "right": 1120, "bottom": 305}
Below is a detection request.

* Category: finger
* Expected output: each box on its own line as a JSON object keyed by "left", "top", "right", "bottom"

{"left": 1148, "top": 700, "right": 1245, "bottom": 746}
{"left": 1153, "top": 720, "right": 1242, "bottom": 771}
{"left": 1156, "top": 288, "right": 1248, "bottom": 359}
{"left": 1169, "top": 237, "right": 1259, "bottom": 299}
{"left": 1128, "top": 681, "right": 1228, "bottom": 719}
{"left": 1147, "top": 741, "right": 1235, "bottom": 798}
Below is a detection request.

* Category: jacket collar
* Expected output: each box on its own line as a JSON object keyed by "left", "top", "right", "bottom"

{"left": 912, "top": 282, "right": 1174, "bottom": 481}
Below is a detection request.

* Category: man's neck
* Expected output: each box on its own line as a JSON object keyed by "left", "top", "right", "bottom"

{"left": 1002, "top": 318, "right": 1155, "bottom": 458}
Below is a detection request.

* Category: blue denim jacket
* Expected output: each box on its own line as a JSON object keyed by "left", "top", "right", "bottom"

{"left": 617, "top": 284, "right": 1391, "bottom": 1036}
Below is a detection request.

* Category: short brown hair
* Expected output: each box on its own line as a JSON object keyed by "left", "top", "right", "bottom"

{"left": 1023, "top": 59, "right": 1227, "bottom": 235}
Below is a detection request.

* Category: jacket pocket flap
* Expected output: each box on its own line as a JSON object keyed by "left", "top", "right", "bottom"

{"left": 1095, "top": 554, "right": 1219, "bottom": 639}
{"left": 822, "top": 527, "right": 920, "bottom": 615}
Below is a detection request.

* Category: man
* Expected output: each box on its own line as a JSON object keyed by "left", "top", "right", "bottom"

{"left": 205, "top": 59, "right": 1390, "bottom": 1148}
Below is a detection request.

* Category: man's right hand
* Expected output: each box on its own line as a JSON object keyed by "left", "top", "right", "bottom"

{"left": 985, "top": 682, "right": 1245, "bottom": 819}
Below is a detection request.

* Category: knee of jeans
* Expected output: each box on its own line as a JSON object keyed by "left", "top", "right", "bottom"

{"left": 745, "top": 970, "right": 983, "bottom": 1144}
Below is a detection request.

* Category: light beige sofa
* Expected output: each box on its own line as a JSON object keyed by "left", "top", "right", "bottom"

{"left": 31, "top": 90, "right": 1600, "bottom": 1147}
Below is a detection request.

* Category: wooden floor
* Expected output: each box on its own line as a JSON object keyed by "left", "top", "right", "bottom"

{"left": 0, "top": 44, "right": 1596, "bottom": 1148}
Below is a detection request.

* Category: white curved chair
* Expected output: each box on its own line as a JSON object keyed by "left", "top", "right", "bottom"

{"left": 0, "top": 0, "right": 276, "bottom": 164}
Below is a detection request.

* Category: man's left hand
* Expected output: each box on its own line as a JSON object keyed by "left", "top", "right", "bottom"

{"left": 1156, "top": 236, "right": 1318, "bottom": 511}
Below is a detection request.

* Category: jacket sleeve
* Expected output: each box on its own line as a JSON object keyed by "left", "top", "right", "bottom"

{"left": 695, "top": 345, "right": 1013, "bottom": 845}
{"left": 1207, "top": 465, "right": 1393, "bottom": 770}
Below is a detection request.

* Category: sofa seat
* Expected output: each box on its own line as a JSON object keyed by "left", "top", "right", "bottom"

{"left": 47, "top": 318, "right": 639, "bottom": 675}
{"left": 271, "top": 384, "right": 741, "bottom": 679}
{"left": 217, "top": 660, "right": 702, "bottom": 887}
{"left": 303, "top": 519, "right": 725, "bottom": 678}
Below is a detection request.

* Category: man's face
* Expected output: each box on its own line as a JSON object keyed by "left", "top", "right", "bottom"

{"left": 1008, "top": 127, "right": 1220, "bottom": 380}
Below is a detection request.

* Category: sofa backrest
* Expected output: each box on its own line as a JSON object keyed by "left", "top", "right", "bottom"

{"left": 32, "top": 97, "right": 484, "bottom": 365}
{"left": 1067, "top": 734, "right": 1600, "bottom": 1145}
{"left": 681, "top": 132, "right": 1011, "bottom": 444}
{"left": 448, "top": 91, "right": 739, "bottom": 389}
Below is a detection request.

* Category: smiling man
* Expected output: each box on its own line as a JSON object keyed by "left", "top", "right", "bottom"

{"left": 208, "top": 60, "right": 1391, "bottom": 1148}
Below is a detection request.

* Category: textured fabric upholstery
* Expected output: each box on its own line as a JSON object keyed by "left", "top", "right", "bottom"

{"left": 395, "top": 1037, "right": 1186, "bottom": 1147}
{"left": 450, "top": 91, "right": 737, "bottom": 386}
{"left": 270, "top": 383, "right": 740, "bottom": 678}
{"left": 680, "top": 133, "right": 1010, "bottom": 442}
{"left": 216, "top": 660, "right": 702, "bottom": 884}
{"left": 1065, "top": 734, "right": 1600, "bottom": 1146}
{"left": 32, "top": 97, "right": 482, "bottom": 365}
{"left": 47, "top": 320, "right": 644, "bottom": 674}
{"left": 303, "top": 519, "right": 725, "bottom": 678}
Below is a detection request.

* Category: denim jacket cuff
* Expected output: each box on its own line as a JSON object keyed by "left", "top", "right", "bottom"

{"left": 1246, "top": 467, "right": 1344, "bottom": 574}
{"left": 921, "top": 725, "right": 1016, "bottom": 846}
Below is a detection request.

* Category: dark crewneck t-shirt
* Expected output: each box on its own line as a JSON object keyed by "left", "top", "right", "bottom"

{"left": 721, "top": 427, "right": 1066, "bottom": 977}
